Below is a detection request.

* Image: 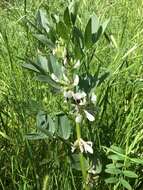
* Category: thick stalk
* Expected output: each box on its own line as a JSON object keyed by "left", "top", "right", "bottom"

{"left": 76, "top": 123, "right": 89, "bottom": 190}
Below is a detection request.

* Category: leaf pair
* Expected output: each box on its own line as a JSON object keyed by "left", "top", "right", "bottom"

{"left": 26, "top": 111, "right": 71, "bottom": 141}
{"left": 22, "top": 54, "right": 63, "bottom": 90}
{"left": 84, "top": 15, "right": 110, "bottom": 48}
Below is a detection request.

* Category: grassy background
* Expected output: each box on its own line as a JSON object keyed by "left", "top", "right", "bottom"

{"left": 0, "top": 0, "right": 143, "bottom": 189}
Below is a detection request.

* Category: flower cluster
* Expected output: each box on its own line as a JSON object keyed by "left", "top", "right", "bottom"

{"left": 51, "top": 71, "right": 96, "bottom": 123}
{"left": 51, "top": 59, "right": 96, "bottom": 155}
{"left": 71, "top": 138, "right": 93, "bottom": 154}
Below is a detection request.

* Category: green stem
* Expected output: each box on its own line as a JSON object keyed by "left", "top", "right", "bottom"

{"left": 76, "top": 123, "right": 89, "bottom": 190}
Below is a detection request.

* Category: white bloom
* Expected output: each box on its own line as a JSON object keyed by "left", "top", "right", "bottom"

{"left": 73, "top": 91, "right": 86, "bottom": 101}
{"left": 73, "top": 75, "right": 79, "bottom": 86}
{"left": 91, "top": 93, "right": 97, "bottom": 104}
{"left": 63, "top": 57, "right": 67, "bottom": 65}
{"left": 63, "top": 90, "right": 73, "bottom": 99}
{"left": 81, "top": 91, "right": 87, "bottom": 98}
{"left": 52, "top": 49, "right": 56, "bottom": 55}
{"left": 79, "top": 97, "right": 86, "bottom": 106}
{"left": 74, "top": 60, "right": 80, "bottom": 69}
{"left": 84, "top": 110, "right": 95, "bottom": 122}
{"left": 75, "top": 113, "right": 82, "bottom": 123}
{"left": 73, "top": 92, "right": 81, "bottom": 100}
{"left": 88, "top": 166, "right": 96, "bottom": 174}
{"left": 51, "top": 73, "right": 59, "bottom": 82}
{"left": 83, "top": 140, "right": 93, "bottom": 154}
{"left": 71, "top": 138, "right": 93, "bottom": 154}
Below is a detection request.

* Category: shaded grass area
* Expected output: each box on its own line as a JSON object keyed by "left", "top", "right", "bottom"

{"left": 0, "top": 0, "right": 143, "bottom": 189}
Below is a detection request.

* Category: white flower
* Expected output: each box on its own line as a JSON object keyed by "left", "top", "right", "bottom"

{"left": 73, "top": 91, "right": 86, "bottom": 101}
{"left": 73, "top": 75, "right": 79, "bottom": 86}
{"left": 63, "top": 90, "right": 73, "bottom": 99}
{"left": 73, "top": 91, "right": 87, "bottom": 106}
{"left": 83, "top": 140, "right": 93, "bottom": 154}
{"left": 74, "top": 60, "right": 80, "bottom": 69}
{"left": 71, "top": 138, "right": 93, "bottom": 154}
{"left": 84, "top": 110, "right": 95, "bottom": 122}
{"left": 51, "top": 73, "right": 59, "bottom": 82}
{"left": 79, "top": 98, "right": 86, "bottom": 106}
{"left": 52, "top": 49, "right": 56, "bottom": 55}
{"left": 91, "top": 93, "right": 97, "bottom": 104}
{"left": 75, "top": 113, "right": 82, "bottom": 123}
{"left": 88, "top": 166, "right": 96, "bottom": 174}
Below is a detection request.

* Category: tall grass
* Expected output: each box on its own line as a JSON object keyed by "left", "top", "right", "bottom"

{"left": 0, "top": 0, "right": 143, "bottom": 189}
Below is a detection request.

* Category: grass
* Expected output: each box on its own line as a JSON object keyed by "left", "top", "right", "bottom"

{"left": 0, "top": 0, "right": 143, "bottom": 189}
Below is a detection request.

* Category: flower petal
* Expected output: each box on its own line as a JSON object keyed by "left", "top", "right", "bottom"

{"left": 73, "top": 92, "right": 81, "bottom": 100}
{"left": 74, "top": 60, "right": 80, "bottom": 69}
{"left": 63, "top": 57, "right": 67, "bottom": 65}
{"left": 84, "top": 143, "right": 93, "bottom": 154}
{"left": 73, "top": 91, "right": 86, "bottom": 100}
{"left": 84, "top": 110, "right": 95, "bottom": 122}
{"left": 71, "top": 145, "right": 76, "bottom": 153}
{"left": 63, "top": 90, "right": 73, "bottom": 98}
{"left": 73, "top": 75, "right": 79, "bottom": 86}
{"left": 88, "top": 166, "right": 96, "bottom": 174}
{"left": 79, "top": 145, "right": 84, "bottom": 153}
{"left": 79, "top": 98, "right": 86, "bottom": 105}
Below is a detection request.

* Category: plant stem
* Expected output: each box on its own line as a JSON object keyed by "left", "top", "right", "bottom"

{"left": 76, "top": 123, "right": 89, "bottom": 190}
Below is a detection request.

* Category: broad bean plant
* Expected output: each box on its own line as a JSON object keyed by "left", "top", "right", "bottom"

{"left": 23, "top": 2, "right": 140, "bottom": 190}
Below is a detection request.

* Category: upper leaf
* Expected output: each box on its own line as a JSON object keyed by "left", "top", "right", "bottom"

{"left": 37, "top": 55, "right": 49, "bottom": 73}
{"left": 84, "top": 18, "right": 92, "bottom": 48}
{"left": 64, "top": 7, "right": 71, "bottom": 27}
{"left": 56, "top": 21, "right": 68, "bottom": 40}
{"left": 91, "top": 14, "right": 100, "bottom": 34}
{"left": 48, "top": 54, "right": 63, "bottom": 80}
{"left": 69, "top": 0, "right": 79, "bottom": 25}
{"left": 102, "top": 18, "right": 110, "bottom": 34}
{"left": 37, "top": 9, "right": 50, "bottom": 32}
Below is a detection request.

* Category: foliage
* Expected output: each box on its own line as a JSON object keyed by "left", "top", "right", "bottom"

{"left": 0, "top": 0, "right": 143, "bottom": 190}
